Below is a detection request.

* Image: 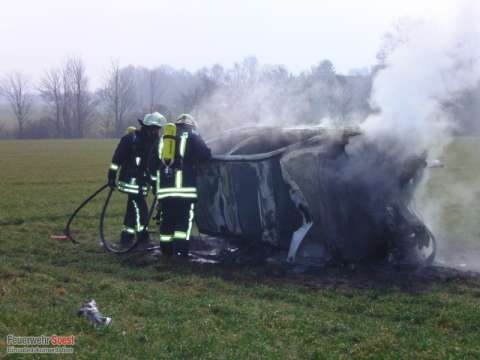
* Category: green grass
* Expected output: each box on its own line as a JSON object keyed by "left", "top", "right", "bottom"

{"left": 418, "top": 137, "right": 480, "bottom": 266}
{"left": 1, "top": 138, "right": 480, "bottom": 359}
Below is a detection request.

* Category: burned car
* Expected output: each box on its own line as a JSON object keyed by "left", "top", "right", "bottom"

{"left": 195, "top": 126, "right": 436, "bottom": 266}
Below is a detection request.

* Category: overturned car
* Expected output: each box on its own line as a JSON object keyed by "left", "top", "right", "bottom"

{"left": 195, "top": 126, "right": 436, "bottom": 266}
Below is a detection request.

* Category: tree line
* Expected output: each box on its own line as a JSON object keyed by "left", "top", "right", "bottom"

{"left": 0, "top": 55, "right": 478, "bottom": 139}
{"left": 0, "top": 56, "right": 375, "bottom": 139}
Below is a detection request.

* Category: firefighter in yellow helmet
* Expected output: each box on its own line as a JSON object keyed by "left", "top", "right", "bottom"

{"left": 149, "top": 113, "right": 211, "bottom": 256}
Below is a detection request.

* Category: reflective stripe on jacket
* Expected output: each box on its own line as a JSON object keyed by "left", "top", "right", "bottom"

{"left": 150, "top": 124, "right": 211, "bottom": 200}
{"left": 155, "top": 131, "right": 197, "bottom": 199}
{"left": 109, "top": 130, "right": 156, "bottom": 195}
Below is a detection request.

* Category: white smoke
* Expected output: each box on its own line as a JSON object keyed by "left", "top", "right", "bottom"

{"left": 194, "top": 66, "right": 309, "bottom": 136}
{"left": 362, "top": 5, "right": 480, "bottom": 158}
{"left": 360, "top": 1, "right": 480, "bottom": 269}
{"left": 193, "top": 59, "right": 369, "bottom": 139}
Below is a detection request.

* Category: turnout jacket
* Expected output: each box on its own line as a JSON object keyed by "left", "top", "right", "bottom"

{"left": 109, "top": 130, "right": 157, "bottom": 195}
{"left": 149, "top": 124, "right": 211, "bottom": 200}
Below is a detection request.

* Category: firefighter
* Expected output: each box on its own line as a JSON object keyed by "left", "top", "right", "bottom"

{"left": 107, "top": 112, "right": 166, "bottom": 249}
{"left": 150, "top": 113, "right": 211, "bottom": 256}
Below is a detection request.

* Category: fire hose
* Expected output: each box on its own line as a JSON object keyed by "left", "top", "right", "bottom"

{"left": 64, "top": 184, "right": 109, "bottom": 244}
{"left": 64, "top": 184, "right": 159, "bottom": 253}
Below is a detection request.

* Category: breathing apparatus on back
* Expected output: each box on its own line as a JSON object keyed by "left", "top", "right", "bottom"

{"left": 158, "top": 114, "right": 196, "bottom": 179}
{"left": 159, "top": 123, "right": 177, "bottom": 178}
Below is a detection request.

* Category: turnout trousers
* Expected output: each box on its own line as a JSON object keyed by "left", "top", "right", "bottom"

{"left": 122, "top": 193, "right": 149, "bottom": 236}
{"left": 158, "top": 197, "right": 195, "bottom": 256}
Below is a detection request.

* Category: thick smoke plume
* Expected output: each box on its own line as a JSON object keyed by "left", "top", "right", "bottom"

{"left": 358, "top": 1, "right": 480, "bottom": 269}
{"left": 361, "top": 12, "right": 480, "bottom": 159}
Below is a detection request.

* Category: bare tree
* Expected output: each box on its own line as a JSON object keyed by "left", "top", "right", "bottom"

{"left": 181, "top": 70, "right": 219, "bottom": 116}
{"left": 64, "top": 56, "right": 93, "bottom": 138}
{"left": 146, "top": 68, "right": 169, "bottom": 113}
{"left": 330, "top": 77, "right": 355, "bottom": 123}
{"left": 148, "top": 69, "right": 157, "bottom": 113}
{"left": 0, "top": 72, "right": 33, "bottom": 139}
{"left": 228, "top": 57, "right": 260, "bottom": 95}
{"left": 39, "top": 68, "right": 63, "bottom": 137}
{"left": 102, "top": 61, "right": 136, "bottom": 137}
{"left": 61, "top": 65, "right": 74, "bottom": 138}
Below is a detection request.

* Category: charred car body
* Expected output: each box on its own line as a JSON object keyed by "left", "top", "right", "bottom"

{"left": 195, "top": 126, "right": 436, "bottom": 266}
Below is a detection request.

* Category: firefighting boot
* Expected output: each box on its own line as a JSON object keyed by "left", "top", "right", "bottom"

{"left": 136, "top": 230, "right": 155, "bottom": 251}
{"left": 120, "top": 231, "right": 135, "bottom": 249}
{"left": 175, "top": 240, "right": 190, "bottom": 257}
{"left": 160, "top": 242, "right": 174, "bottom": 257}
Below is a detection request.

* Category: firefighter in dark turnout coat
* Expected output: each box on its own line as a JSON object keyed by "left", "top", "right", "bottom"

{"left": 149, "top": 114, "right": 211, "bottom": 256}
{"left": 107, "top": 112, "right": 166, "bottom": 249}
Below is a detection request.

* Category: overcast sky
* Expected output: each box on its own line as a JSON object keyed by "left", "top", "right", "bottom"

{"left": 0, "top": 0, "right": 463, "bottom": 88}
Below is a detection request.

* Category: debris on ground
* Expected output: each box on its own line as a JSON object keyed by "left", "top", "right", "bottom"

{"left": 77, "top": 299, "right": 112, "bottom": 328}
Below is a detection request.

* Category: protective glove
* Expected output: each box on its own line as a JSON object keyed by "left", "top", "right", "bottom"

{"left": 107, "top": 169, "right": 117, "bottom": 189}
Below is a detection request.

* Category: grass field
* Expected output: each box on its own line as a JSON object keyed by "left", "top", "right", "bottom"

{"left": 1, "top": 138, "right": 480, "bottom": 359}
{"left": 417, "top": 138, "right": 480, "bottom": 268}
